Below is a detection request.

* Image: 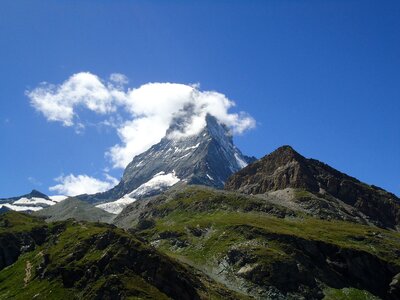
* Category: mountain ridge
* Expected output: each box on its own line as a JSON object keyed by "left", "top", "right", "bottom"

{"left": 0, "top": 189, "right": 50, "bottom": 203}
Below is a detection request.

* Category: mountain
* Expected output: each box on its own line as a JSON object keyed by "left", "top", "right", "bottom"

{"left": 225, "top": 145, "right": 400, "bottom": 230}
{"left": 2, "top": 146, "right": 400, "bottom": 299}
{"left": 0, "top": 190, "right": 66, "bottom": 212}
{"left": 79, "top": 114, "right": 254, "bottom": 206}
{"left": 34, "top": 197, "right": 115, "bottom": 223}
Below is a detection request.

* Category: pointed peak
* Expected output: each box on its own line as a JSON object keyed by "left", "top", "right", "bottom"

{"left": 27, "top": 189, "right": 50, "bottom": 199}
{"left": 165, "top": 110, "right": 231, "bottom": 142}
{"left": 203, "top": 114, "right": 232, "bottom": 140}
{"left": 258, "top": 145, "right": 306, "bottom": 167}
{"left": 272, "top": 145, "right": 302, "bottom": 157}
{"left": 204, "top": 114, "right": 219, "bottom": 127}
{"left": 164, "top": 103, "right": 199, "bottom": 136}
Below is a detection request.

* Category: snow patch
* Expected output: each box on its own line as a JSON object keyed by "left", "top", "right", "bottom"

{"left": 234, "top": 153, "right": 248, "bottom": 169}
{"left": 183, "top": 143, "right": 200, "bottom": 151}
{"left": 173, "top": 143, "right": 199, "bottom": 153}
{"left": 96, "top": 171, "right": 179, "bottom": 214}
{"left": 177, "top": 152, "right": 191, "bottom": 160}
{"left": 206, "top": 174, "right": 214, "bottom": 181}
{"left": 13, "top": 197, "right": 56, "bottom": 206}
{"left": 0, "top": 203, "right": 42, "bottom": 212}
{"left": 96, "top": 196, "right": 136, "bottom": 214}
{"left": 135, "top": 161, "right": 144, "bottom": 168}
{"left": 130, "top": 171, "right": 180, "bottom": 198}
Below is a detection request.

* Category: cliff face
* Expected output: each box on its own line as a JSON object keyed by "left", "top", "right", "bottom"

{"left": 225, "top": 146, "right": 400, "bottom": 230}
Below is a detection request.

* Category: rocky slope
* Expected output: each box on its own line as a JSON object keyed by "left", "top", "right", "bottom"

{"left": 0, "top": 211, "right": 243, "bottom": 299}
{"left": 79, "top": 114, "right": 254, "bottom": 205}
{"left": 225, "top": 146, "right": 400, "bottom": 230}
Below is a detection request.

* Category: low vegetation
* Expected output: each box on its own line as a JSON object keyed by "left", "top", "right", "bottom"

{"left": 0, "top": 211, "right": 243, "bottom": 300}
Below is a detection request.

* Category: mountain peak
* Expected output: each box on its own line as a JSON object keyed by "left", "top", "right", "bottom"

{"left": 225, "top": 145, "right": 317, "bottom": 194}
{"left": 274, "top": 145, "right": 297, "bottom": 154}
{"left": 166, "top": 111, "right": 231, "bottom": 143}
{"left": 79, "top": 114, "right": 253, "bottom": 204}
{"left": 28, "top": 189, "right": 50, "bottom": 199}
{"left": 267, "top": 145, "right": 304, "bottom": 162}
{"left": 0, "top": 189, "right": 50, "bottom": 202}
{"left": 203, "top": 114, "right": 233, "bottom": 142}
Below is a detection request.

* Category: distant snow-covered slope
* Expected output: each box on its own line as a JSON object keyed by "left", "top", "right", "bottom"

{"left": 0, "top": 190, "right": 66, "bottom": 212}
{"left": 96, "top": 171, "right": 180, "bottom": 214}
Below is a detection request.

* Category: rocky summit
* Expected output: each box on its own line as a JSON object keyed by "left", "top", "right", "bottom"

{"left": 79, "top": 114, "right": 254, "bottom": 204}
{"left": 225, "top": 145, "right": 400, "bottom": 230}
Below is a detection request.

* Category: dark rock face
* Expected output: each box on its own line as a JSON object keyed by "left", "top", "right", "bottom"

{"left": 225, "top": 146, "right": 400, "bottom": 229}
{"left": 225, "top": 146, "right": 323, "bottom": 193}
{"left": 0, "top": 227, "right": 48, "bottom": 271}
{"left": 80, "top": 115, "right": 254, "bottom": 203}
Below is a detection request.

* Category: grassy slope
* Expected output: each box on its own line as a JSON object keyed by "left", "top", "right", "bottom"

{"left": 0, "top": 211, "right": 45, "bottom": 234}
{"left": 136, "top": 187, "right": 400, "bottom": 265}
{"left": 0, "top": 212, "right": 245, "bottom": 300}
{"left": 129, "top": 186, "right": 400, "bottom": 298}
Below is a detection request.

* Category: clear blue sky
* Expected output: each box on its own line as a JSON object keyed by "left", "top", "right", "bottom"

{"left": 0, "top": 0, "right": 399, "bottom": 197}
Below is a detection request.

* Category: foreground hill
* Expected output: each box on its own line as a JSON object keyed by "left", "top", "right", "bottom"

{"left": 0, "top": 211, "right": 242, "bottom": 299}
{"left": 225, "top": 146, "right": 400, "bottom": 230}
{"left": 115, "top": 185, "right": 400, "bottom": 300}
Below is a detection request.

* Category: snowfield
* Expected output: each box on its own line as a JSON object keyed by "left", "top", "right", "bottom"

{"left": 96, "top": 196, "right": 136, "bottom": 214}
{"left": 96, "top": 171, "right": 180, "bottom": 214}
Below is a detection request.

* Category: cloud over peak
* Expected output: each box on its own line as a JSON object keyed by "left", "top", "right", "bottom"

{"left": 49, "top": 174, "right": 119, "bottom": 196}
{"left": 27, "top": 72, "right": 255, "bottom": 169}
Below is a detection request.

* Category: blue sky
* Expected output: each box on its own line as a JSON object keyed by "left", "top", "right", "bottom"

{"left": 0, "top": 0, "right": 399, "bottom": 197}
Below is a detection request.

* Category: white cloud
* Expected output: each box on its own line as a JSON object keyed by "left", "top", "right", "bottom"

{"left": 49, "top": 174, "right": 119, "bottom": 196}
{"left": 27, "top": 72, "right": 256, "bottom": 169}
{"left": 27, "top": 72, "right": 124, "bottom": 126}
